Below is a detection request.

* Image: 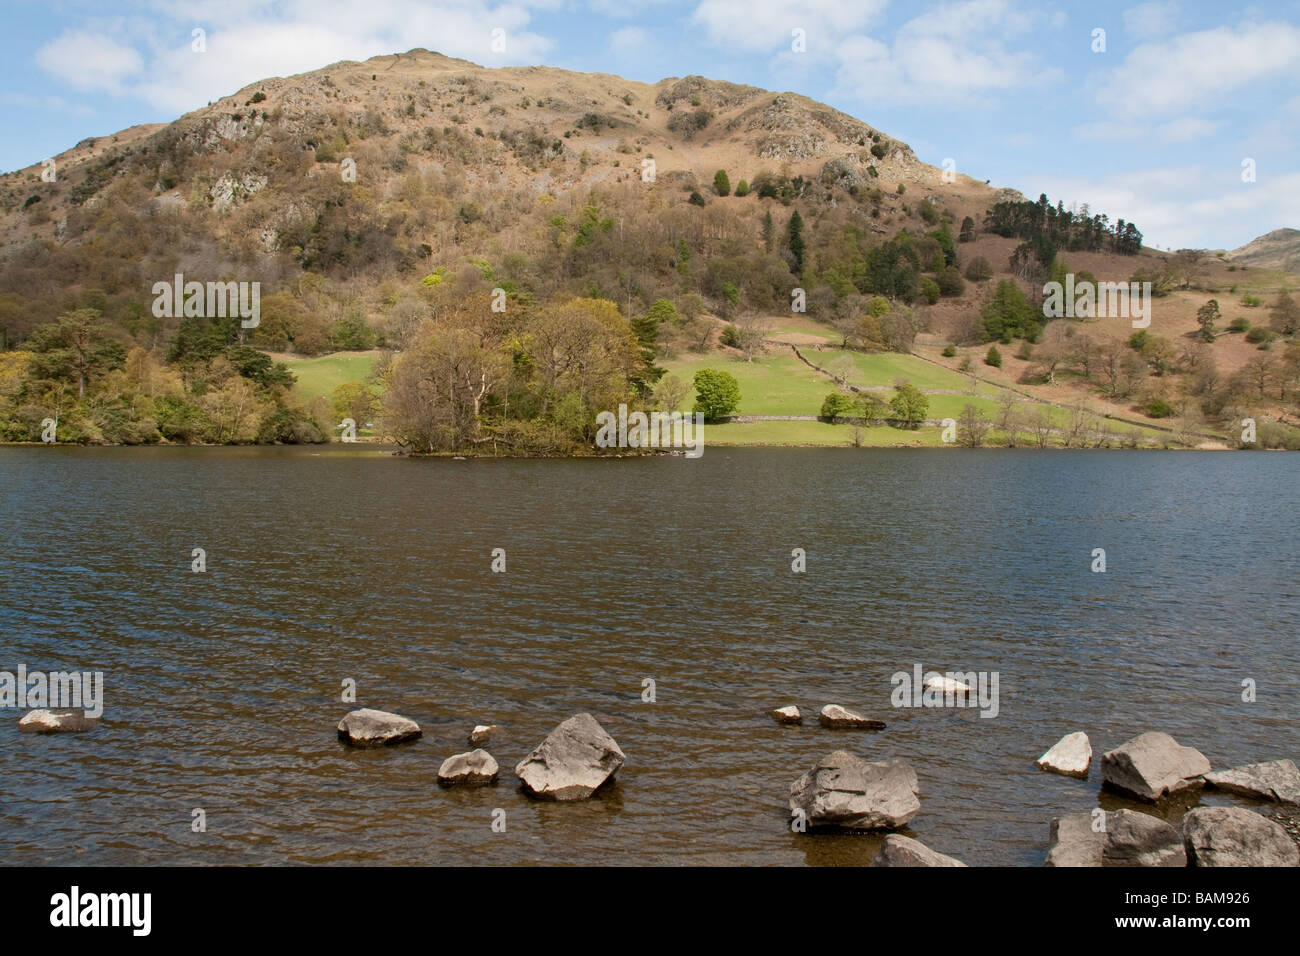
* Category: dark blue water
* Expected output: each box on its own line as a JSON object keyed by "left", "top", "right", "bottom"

{"left": 0, "top": 446, "right": 1295, "bottom": 865}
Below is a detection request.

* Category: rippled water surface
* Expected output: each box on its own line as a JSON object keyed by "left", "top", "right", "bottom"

{"left": 0, "top": 446, "right": 1296, "bottom": 865}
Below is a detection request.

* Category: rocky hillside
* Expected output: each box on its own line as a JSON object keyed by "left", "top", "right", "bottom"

{"left": 1227, "top": 228, "right": 1300, "bottom": 273}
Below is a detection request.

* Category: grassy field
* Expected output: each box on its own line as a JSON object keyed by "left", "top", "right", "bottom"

{"left": 281, "top": 351, "right": 383, "bottom": 403}
{"left": 660, "top": 353, "right": 831, "bottom": 416}
{"left": 704, "top": 420, "right": 945, "bottom": 446}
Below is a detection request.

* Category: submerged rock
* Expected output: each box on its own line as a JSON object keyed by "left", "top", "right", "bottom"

{"left": 336, "top": 708, "right": 422, "bottom": 747}
{"left": 923, "top": 675, "right": 972, "bottom": 696}
{"left": 1101, "top": 732, "right": 1210, "bottom": 801}
{"left": 1204, "top": 760, "right": 1300, "bottom": 805}
{"left": 438, "top": 749, "right": 499, "bottom": 786}
{"left": 871, "top": 834, "right": 966, "bottom": 867}
{"left": 18, "top": 709, "right": 97, "bottom": 733}
{"left": 818, "top": 704, "right": 886, "bottom": 730}
{"left": 515, "top": 713, "right": 625, "bottom": 801}
{"left": 1183, "top": 807, "right": 1300, "bottom": 867}
{"left": 1035, "top": 732, "right": 1092, "bottom": 778}
{"left": 770, "top": 705, "right": 802, "bottom": 725}
{"left": 789, "top": 751, "right": 919, "bottom": 830}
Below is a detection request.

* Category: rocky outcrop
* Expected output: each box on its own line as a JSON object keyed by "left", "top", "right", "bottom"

{"left": 1035, "top": 732, "right": 1092, "bottom": 778}
{"left": 770, "top": 705, "right": 802, "bottom": 725}
{"left": 1046, "top": 810, "right": 1184, "bottom": 866}
{"left": 1204, "top": 760, "right": 1300, "bottom": 805}
{"left": 789, "top": 751, "right": 919, "bottom": 830}
{"left": 871, "top": 834, "right": 966, "bottom": 867}
{"left": 818, "top": 704, "right": 886, "bottom": 730}
{"left": 336, "top": 708, "right": 422, "bottom": 747}
{"left": 17, "top": 709, "right": 97, "bottom": 733}
{"left": 1101, "top": 732, "right": 1210, "bottom": 801}
{"left": 515, "top": 713, "right": 625, "bottom": 801}
{"left": 1183, "top": 807, "right": 1300, "bottom": 867}
{"left": 437, "top": 749, "right": 499, "bottom": 786}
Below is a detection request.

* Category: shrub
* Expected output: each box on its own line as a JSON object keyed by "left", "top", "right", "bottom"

{"left": 713, "top": 169, "right": 730, "bottom": 196}
{"left": 985, "top": 345, "right": 1002, "bottom": 368}
{"left": 1245, "top": 326, "right": 1275, "bottom": 344}
{"left": 1229, "top": 317, "right": 1250, "bottom": 333}
{"left": 734, "top": 179, "right": 749, "bottom": 196}
{"left": 870, "top": 142, "right": 888, "bottom": 159}
{"left": 942, "top": 345, "right": 957, "bottom": 357}
{"left": 920, "top": 277, "right": 940, "bottom": 304}
{"left": 964, "top": 256, "right": 993, "bottom": 282}
{"left": 1146, "top": 398, "right": 1175, "bottom": 418}
{"left": 820, "top": 391, "right": 856, "bottom": 420}
{"left": 688, "top": 191, "right": 706, "bottom": 207}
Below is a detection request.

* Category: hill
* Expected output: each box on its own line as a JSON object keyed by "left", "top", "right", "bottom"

{"left": 0, "top": 50, "right": 1297, "bottom": 450}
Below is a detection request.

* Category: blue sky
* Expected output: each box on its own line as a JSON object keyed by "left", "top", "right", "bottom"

{"left": 2, "top": 0, "right": 1297, "bottom": 250}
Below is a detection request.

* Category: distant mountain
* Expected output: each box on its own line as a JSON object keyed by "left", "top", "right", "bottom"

{"left": 1226, "top": 228, "right": 1300, "bottom": 273}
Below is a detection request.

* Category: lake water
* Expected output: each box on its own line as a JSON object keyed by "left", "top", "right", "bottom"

{"left": 0, "top": 446, "right": 1296, "bottom": 866}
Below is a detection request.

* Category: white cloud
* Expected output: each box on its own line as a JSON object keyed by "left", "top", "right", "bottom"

{"left": 1122, "top": 1, "right": 1181, "bottom": 40}
{"left": 1094, "top": 21, "right": 1300, "bottom": 118}
{"left": 691, "top": 0, "right": 886, "bottom": 54}
{"left": 1073, "top": 115, "right": 1218, "bottom": 143}
{"left": 35, "top": 30, "right": 144, "bottom": 95}
{"left": 36, "top": 2, "right": 556, "bottom": 115}
{"left": 833, "top": 0, "right": 1062, "bottom": 106}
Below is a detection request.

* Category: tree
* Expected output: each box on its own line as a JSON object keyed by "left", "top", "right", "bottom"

{"left": 26, "top": 309, "right": 125, "bottom": 399}
{"left": 981, "top": 280, "right": 1039, "bottom": 342}
{"left": 821, "top": 390, "right": 856, "bottom": 420}
{"left": 785, "top": 210, "right": 805, "bottom": 275}
{"left": 1270, "top": 290, "right": 1299, "bottom": 336}
{"left": 958, "top": 216, "right": 976, "bottom": 242}
{"left": 734, "top": 179, "right": 750, "bottom": 197}
{"left": 651, "top": 373, "right": 689, "bottom": 412}
{"left": 889, "top": 382, "right": 928, "bottom": 427}
{"left": 964, "top": 256, "right": 993, "bottom": 282}
{"left": 985, "top": 345, "right": 1002, "bottom": 368}
{"left": 762, "top": 210, "right": 774, "bottom": 252}
{"left": 692, "top": 368, "right": 741, "bottom": 420}
{"left": 713, "top": 169, "right": 731, "bottom": 196}
{"left": 957, "top": 403, "right": 991, "bottom": 447}
{"left": 1196, "top": 299, "right": 1220, "bottom": 342}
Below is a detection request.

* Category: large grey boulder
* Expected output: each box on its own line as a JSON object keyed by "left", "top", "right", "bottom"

{"left": 818, "top": 704, "right": 886, "bottom": 730}
{"left": 1046, "top": 812, "right": 1107, "bottom": 867}
{"left": 515, "top": 713, "right": 625, "bottom": 801}
{"left": 789, "top": 751, "right": 919, "bottom": 830}
{"left": 871, "top": 834, "right": 966, "bottom": 867}
{"left": 1183, "top": 807, "right": 1300, "bottom": 867}
{"left": 438, "top": 749, "right": 499, "bottom": 786}
{"left": 1035, "top": 732, "right": 1092, "bottom": 778}
{"left": 1102, "top": 810, "right": 1186, "bottom": 867}
{"left": 18, "top": 709, "right": 97, "bottom": 733}
{"left": 1203, "top": 760, "right": 1300, "bottom": 805}
{"left": 1101, "top": 732, "right": 1210, "bottom": 801}
{"left": 336, "top": 708, "right": 422, "bottom": 747}
{"left": 1046, "top": 810, "right": 1184, "bottom": 866}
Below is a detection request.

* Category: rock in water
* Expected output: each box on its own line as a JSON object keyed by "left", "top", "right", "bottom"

{"left": 515, "top": 713, "right": 625, "bottom": 801}
{"left": 770, "top": 705, "right": 802, "bottom": 725}
{"left": 438, "top": 749, "right": 499, "bottom": 786}
{"left": 871, "top": 834, "right": 966, "bottom": 867}
{"left": 1183, "top": 807, "right": 1300, "bottom": 867}
{"left": 818, "top": 704, "right": 886, "bottom": 730}
{"left": 789, "top": 751, "right": 919, "bottom": 830}
{"left": 1102, "top": 810, "right": 1186, "bottom": 867}
{"left": 336, "top": 708, "right": 422, "bottom": 747}
{"left": 1035, "top": 732, "right": 1092, "bottom": 778}
{"left": 1203, "top": 760, "right": 1300, "bottom": 805}
{"left": 923, "top": 675, "right": 972, "bottom": 696}
{"left": 469, "top": 724, "right": 497, "bottom": 745}
{"left": 18, "top": 709, "right": 97, "bottom": 733}
{"left": 1100, "top": 732, "right": 1210, "bottom": 801}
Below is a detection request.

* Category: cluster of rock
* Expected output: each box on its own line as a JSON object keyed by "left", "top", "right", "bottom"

{"left": 768, "top": 704, "right": 886, "bottom": 730}
{"left": 1040, "top": 730, "right": 1299, "bottom": 867}
{"left": 336, "top": 709, "right": 624, "bottom": 801}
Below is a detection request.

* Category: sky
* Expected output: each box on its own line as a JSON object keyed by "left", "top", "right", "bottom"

{"left": 1, "top": 0, "right": 1297, "bottom": 251}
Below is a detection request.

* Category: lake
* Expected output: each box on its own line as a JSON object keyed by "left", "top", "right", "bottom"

{"left": 0, "top": 445, "right": 1296, "bottom": 865}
